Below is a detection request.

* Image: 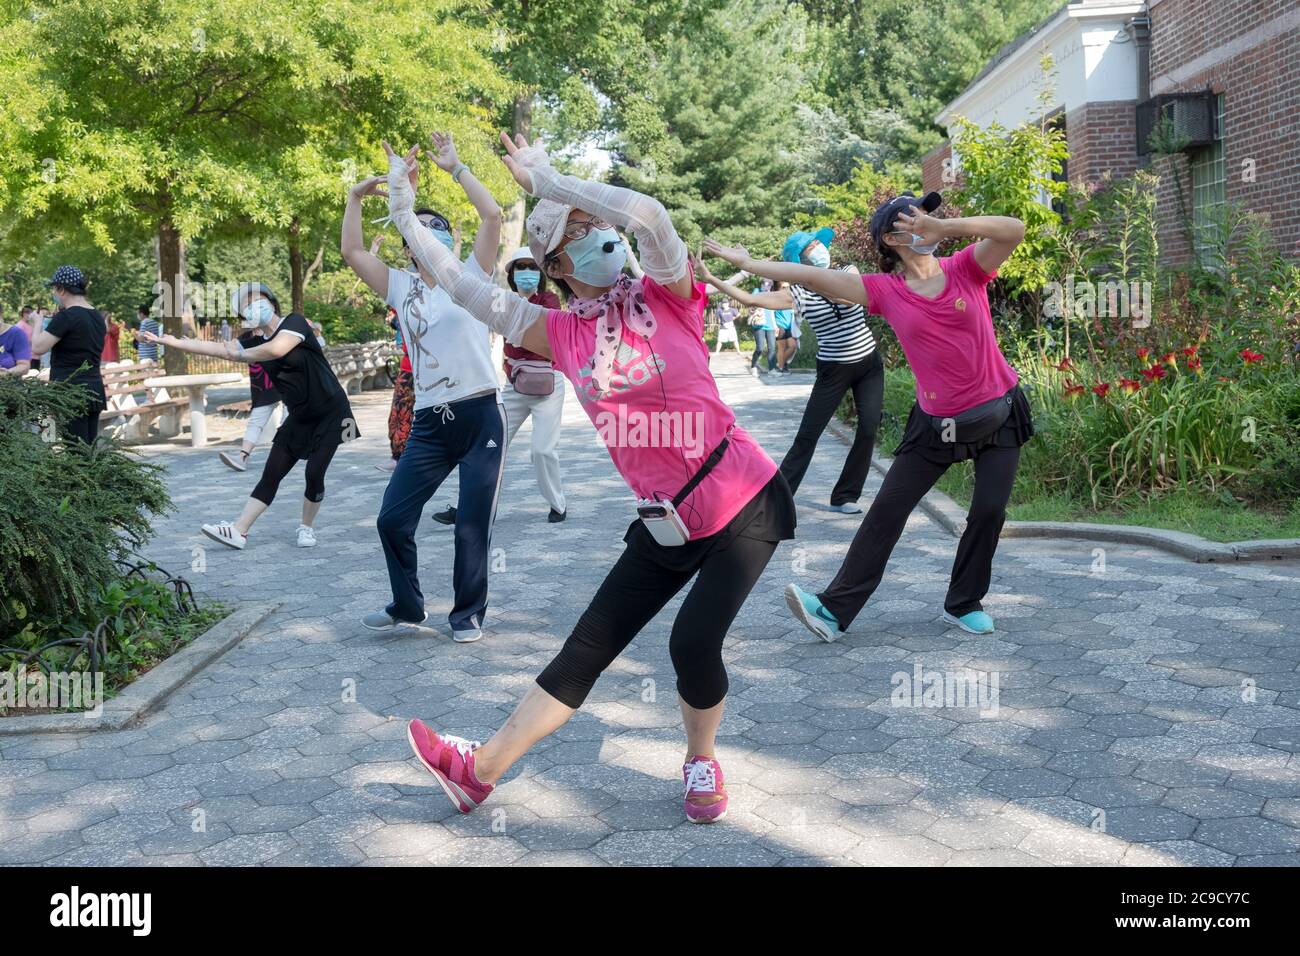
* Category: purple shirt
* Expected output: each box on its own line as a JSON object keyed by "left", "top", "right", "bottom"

{"left": 0, "top": 325, "right": 32, "bottom": 370}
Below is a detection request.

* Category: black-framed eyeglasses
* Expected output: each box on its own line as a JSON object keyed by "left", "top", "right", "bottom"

{"left": 420, "top": 213, "right": 451, "bottom": 233}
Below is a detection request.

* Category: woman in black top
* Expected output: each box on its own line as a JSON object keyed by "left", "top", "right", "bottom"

{"left": 139, "top": 284, "right": 358, "bottom": 551}
{"left": 28, "top": 265, "right": 107, "bottom": 444}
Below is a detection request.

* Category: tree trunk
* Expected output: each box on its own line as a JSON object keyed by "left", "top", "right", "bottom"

{"left": 156, "top": 215, "right": 188, "bottom": 375}
{"left": 495, "top": 92, "right": 533, "bottom": 276}
{"left": 289, "top": 217, "right": 305, "bottom": 315}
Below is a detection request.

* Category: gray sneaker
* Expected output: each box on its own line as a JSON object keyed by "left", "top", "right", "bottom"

{"left": 829, "top": 501, "right": 863, "bottom": 514}
{"left": 361, "top": 610, "right": 429, "bottom": 631}
{"left": 452, "top": 627, "right": 483, "bottom": 644}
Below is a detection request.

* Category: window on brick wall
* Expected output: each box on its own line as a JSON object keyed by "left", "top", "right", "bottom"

{"left": 1190, "top": 93, "right": 1226, "bottom": 267}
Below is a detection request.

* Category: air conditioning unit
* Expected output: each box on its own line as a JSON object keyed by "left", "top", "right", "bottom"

{"left": 1136, "top": 91, "right": 1216, "bottom": 156}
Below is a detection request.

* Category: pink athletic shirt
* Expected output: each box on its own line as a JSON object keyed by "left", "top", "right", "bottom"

{"left": 546, "top": 274, "right": 777, "bottom": 540}
{"left": 861, "top": 244, "right": 1019, "bottom": 417}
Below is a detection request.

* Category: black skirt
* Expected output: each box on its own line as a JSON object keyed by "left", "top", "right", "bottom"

{"left": 272, "top": 395, "right": 358, "bottom": 460}
{"left": 622, "top": 469, "right": 797, "bottom": 573}
{"left": 894, "top": 384, "right": 1035, "bottom": 465}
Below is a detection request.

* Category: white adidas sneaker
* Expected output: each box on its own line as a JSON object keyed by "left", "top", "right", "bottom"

{"left": 202, "top": 522, "right": 247, "bottom": 550}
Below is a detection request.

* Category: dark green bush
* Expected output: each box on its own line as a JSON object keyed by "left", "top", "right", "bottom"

{"left": 0, "top": 375, "right": 171, "bottom": 639}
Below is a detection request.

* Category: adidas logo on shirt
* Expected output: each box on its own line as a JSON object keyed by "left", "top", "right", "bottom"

{"left": 486, "top": 439, "right": 498, "bottom": 448}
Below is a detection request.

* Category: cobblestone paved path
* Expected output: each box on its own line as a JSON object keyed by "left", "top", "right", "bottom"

{"left": 3, "top": 353, "right": 1299, "bottom": 866}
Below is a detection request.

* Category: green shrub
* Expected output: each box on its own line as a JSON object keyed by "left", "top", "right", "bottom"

{"left": 0, "top": 375, "right": 171, "bottom": 638}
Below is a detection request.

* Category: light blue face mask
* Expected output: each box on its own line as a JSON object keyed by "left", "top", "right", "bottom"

{"left": 429, "top": 226, "right": 454, "bottom": 251}
{"left": 514, "top": 269, "right": 541, "bottom": 292}
{"left": 803, "top": 243, "right": 831, "bottom": 269}
{"left": 241, "top": 297, "right": 275, "bottom": 329}
{"left": 909, "top": 234, "right": 939, "bottom": 255}
{"left": 561, "top": 226, "right": 626, "bottom": 287}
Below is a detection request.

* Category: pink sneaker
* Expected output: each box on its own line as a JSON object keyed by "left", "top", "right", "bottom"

{"left": 406, "top": 719, "right": 494, "bottom": 813}
{"left": 682, "top": 755, "right": 728, "bottom": 824}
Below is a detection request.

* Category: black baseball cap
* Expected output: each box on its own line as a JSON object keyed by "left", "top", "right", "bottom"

{"left": 869, "top": 192, "right": 943, "bottom": 249}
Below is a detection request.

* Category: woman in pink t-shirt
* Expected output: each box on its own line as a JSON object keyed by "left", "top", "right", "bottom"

{"left": 706, "top": 191, "right": 1030, "bottom": 640}
{"left": 378, "top": 134, "right": 795, "bottom": 824}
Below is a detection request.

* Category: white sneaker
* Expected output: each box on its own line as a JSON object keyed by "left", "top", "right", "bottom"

{"left": 201, "top": 522, "right": 247, "bottom": 550}
{"left": 296, "top": 525, "right": 317, "bottom": 548}
{"left": 452, "top": 627, "right": 483, "bottom": 644}
{"left": 829, "top": 502, "right": 863, "bottom": 514}
{"left": 376, "top": 459, "right": 398, "bottom": 473}
{"left": 750, "top": 367, "right": 760, "bottom": 378}
{"left": 219, "top": 451, "right": 248, "bottom": 472}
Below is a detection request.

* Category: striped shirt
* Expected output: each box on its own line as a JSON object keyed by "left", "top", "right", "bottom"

{"left": 136, "top": 318, "right": 162, "bottom": 361}
{"left": 790, "top": 272, "right": 875, "bottom": 363}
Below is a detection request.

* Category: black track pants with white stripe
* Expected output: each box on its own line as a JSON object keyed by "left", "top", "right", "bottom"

{"left": 376, "top": 393, "right": 505, "bottom": 632}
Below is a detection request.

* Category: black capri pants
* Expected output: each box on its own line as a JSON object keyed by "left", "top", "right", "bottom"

{"left": 537, "top": 473, "right": 795, "bottom": 710}
{"left": 250, "top": 439, "right": 340, "bottom": 505}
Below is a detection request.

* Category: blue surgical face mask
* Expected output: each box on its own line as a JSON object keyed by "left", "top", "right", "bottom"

{"left": 514, "top": 269, "right": 541, "bottom": 292}
{"left": 562, "top": 226, "right": 626, "bottom": 287}
{"left": 241, "top": 298, "right": 275, "bottom": 329}
{"left": 430, "top": 226, "right": 454, "bottom": 250}
{"left": 804, "top": 244, "right": 831, "bottom": 269}
{"left": 910, "top": 235, "right": 939, "bottom": 255}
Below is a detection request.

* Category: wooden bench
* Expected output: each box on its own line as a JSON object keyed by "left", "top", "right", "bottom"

{"left": 99, "top": 360, "right": 188, "bottom": 442}
{"left": 324, "top": 342, "right": 397, "bottom": 395}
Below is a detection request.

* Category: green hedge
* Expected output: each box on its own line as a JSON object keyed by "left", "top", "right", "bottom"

{"left": 0, "top": 375, "right": 171, "bottom": 639}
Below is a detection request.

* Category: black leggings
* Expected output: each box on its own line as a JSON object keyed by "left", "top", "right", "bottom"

{"left": 780, "top": 351, "right": 883, "bottom": 505}
{"left": 820, "top": 442, "right": 1020, "bottom": 626}
{"left": 537, "top": 532, "right": 778, "bottom": 710}
{"left": 250, "top": 440, "right": 339, "bottom": 505}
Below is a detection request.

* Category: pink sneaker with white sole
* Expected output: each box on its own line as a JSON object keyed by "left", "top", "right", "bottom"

{"left": 682, "top": 755, "right": 728, "bottom": 823}
{"left": 406, "top": 719, "right": 494, "bottom": 813}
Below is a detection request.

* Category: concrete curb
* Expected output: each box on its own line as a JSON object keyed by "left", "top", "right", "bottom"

{"left": 822, "top": 417, "right": 1300, "bottom": 564}
{"left": 0, "top": 601, "right": 278, "bottom": 735}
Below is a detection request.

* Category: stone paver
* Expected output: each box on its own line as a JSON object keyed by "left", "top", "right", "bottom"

{"left": 3, "top": 353, "right": 1299, "bottom": 866}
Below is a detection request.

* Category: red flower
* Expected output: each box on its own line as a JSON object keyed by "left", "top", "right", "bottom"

{"left": 1119, "top": 377, "right": 1142, "bottom": 393}
{"left": 1182, "top": 344, "right": 1199, "bottom": 357}
{"left": 1240, "top": 349, "right": 1264, "bottom": 364}
{"left": 1161, "top": 351, "right": 1177, "bottom": 368}
{"left": 1140, "top": 365, "right": 1167, "bottom": 381}
{"left": 1187, "top": 355, "right": 1203, "bottom": 374}
{"left": 1136, "top": 347, "right": 1151, "bottom": 365}
{"left": 1091, "top": 382, "right": 1111, "bottom": 398}
{"left": 1063, "top": 381, "right": 1086, "bottom": 399}
{"left": 1055, "top": 357, "right": 1074, "bottom": 372}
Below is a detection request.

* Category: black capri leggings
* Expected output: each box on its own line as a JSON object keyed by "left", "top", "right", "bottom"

{"left": 250, "top": 440, "right": 339, "bottom": 506}
{"left": 537, "top": 531, "right": 778, "bottom": 711}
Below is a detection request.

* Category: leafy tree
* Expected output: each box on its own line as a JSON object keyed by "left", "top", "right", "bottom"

{"left": 475, "top": 0, "right": 703, "bottom": 271}
{"left": 610, "top": 0, "right": 812, "bottom": 256}
{"left": 0, "top": 0, "right": 513, "bottom": 371}
{"left": 801, "top": 0, "right": 1064, "bottom": 162}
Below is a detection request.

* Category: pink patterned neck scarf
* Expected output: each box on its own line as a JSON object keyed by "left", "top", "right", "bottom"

{"left": 569, "top": 275, "right": 657, "bottom": 396}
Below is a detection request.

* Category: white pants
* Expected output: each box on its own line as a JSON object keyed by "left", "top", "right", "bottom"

{"left": 243, "top": 402, "right": 284, "bottom": 448}
{"left": 501, "top": 373, "right": 566, "bottom": 514}
{"left": 714, "top": 323, "right": 740, "bottom": 352}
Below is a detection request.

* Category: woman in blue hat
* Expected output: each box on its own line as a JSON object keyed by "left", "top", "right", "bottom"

{"left": 696, "top": 228, "right": 883, "bottom": 514}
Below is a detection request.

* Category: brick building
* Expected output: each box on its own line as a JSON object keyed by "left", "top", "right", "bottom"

{"left": 925, "top": 0, "right": 1300, "bottom": 266}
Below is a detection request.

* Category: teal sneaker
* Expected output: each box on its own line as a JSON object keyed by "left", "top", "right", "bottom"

{"left": 785, "top": 583, "right": 841, "bottom": 643}
{"left": 941, "top": 610, "right": 995, "bottom": 635}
